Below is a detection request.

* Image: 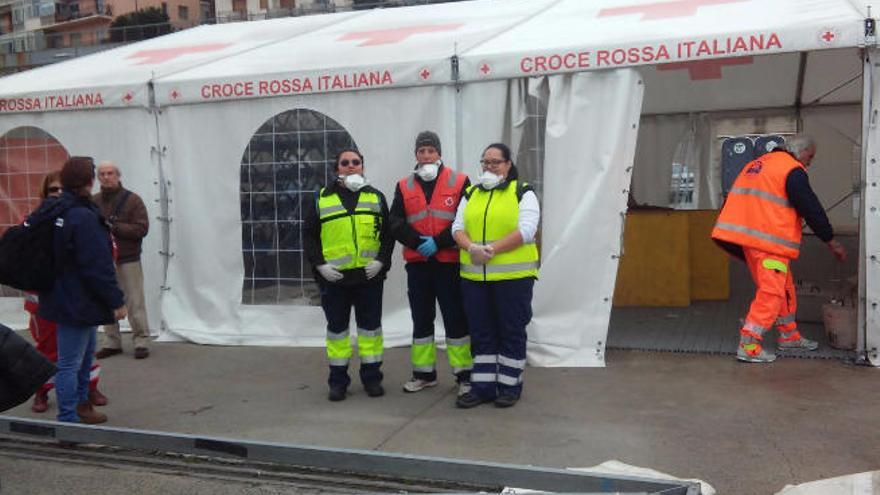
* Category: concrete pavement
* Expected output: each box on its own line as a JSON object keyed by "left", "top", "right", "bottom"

{"left": 3, "top": 341, "right": 880, "bottom": 494}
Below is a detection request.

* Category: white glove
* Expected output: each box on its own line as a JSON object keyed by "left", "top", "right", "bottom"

{"left": 468, "top": 244, "right": 494, "bottom": 265}
{"left": 364, "top": 260, "right": 383, "bottom": 279}
{"left": 317, "top": 263, "right": 344, "bottom": 282}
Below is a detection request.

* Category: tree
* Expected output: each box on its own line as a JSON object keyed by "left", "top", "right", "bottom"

{"left": 109, "top": 7, "right": 172, "bottom": 43}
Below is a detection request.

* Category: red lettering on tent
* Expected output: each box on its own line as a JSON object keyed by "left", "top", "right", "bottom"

{"left": 599, "top": 0, "right": 747, "bottom": 20}
{"left": 338, "top": 24, "right": 463, "bottom": 46}
{"left": 127, "top": 43, "right": 231, "bottom": 64}
{"left": 657, "top": 56, "right": 753, "bottom": 80}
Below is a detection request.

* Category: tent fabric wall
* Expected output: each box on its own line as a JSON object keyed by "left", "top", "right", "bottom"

{"left": 0, "top": 108, "right": 162, "bottom": 336}
{"left": 528, "top": 69, "right": 644, "bottom": 367}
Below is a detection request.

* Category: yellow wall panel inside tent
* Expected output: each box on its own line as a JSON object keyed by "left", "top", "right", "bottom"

{"left": 613, "top": 211, "right": 690, "bottom": 306}
{"left": 688, "top": 210, "right": 730, "bottom": 300}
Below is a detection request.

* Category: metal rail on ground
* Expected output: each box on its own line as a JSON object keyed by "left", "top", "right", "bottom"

{"left": 0, "top": 416, "right": 700, "bottom": 494}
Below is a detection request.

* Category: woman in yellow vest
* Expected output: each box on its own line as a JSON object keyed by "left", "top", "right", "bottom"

{"left": 303, "top": 148, "right": 394, "bottom": 401}
{"left": 452, "top": 143, "right": 540, "bottom": 409}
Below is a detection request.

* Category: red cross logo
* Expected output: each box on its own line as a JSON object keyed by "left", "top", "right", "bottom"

{"left": 599, "top": 0, "right": 747, "bottom": 20}
{"left": 170, "top": 89, "right": 180, "bottom": 100}
{"left": 127, "top": 43, "right": 231, "bottom": 64}
{"left": 657, "top": 56, "right": 754, "bottom": 80}
{"left": 338, "top": 23, "right": 464, "bottom": 47}
{"left": 122, "top": 92, "right": 133, "bottom": 103}
{"left": 820, "top": 29, "right": 837, "bottom": 44}
{"left": 479, "top": 62, "right": 492, "bottom": 76}
{"left": 419, "top": 68, "right": 431, "bottom": 80}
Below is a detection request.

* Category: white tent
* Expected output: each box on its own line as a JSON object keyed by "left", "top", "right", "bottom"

{"left": 0, "top": 0, "right": 876, "bottom": 367}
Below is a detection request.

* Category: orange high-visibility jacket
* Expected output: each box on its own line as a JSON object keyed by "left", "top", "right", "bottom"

{"left": 712, "top": 151, "right": 805, "bottom": 259}
{"left": 399, "top": 166, "right": 467, "bottom": 263}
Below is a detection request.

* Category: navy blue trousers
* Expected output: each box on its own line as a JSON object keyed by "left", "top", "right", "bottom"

{"left": 461, "top": 278, "right": 534, "bottom": 399}
{"left": 406, "top": 261, "right": 470, "bottom": 383}
{"left": 320, "top": 279, "right": 383, "bottom": 389}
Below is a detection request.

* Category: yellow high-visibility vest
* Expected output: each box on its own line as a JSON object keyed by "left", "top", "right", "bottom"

{"left": 318, "top": 189, "right": 382, "bottom": 270}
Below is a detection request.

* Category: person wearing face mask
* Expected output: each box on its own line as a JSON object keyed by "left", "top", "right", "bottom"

{"left": 389, "top": 131, "right": 473, "bottom": 398}
{"left": 451, "top": 143, "right": 540, "bottom": 409}
{"left": 303, "top": 148, "right": 394, "bottom": 402}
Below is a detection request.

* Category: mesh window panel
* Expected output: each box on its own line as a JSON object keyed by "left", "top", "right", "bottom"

{"left": 240, "top": 109, "right": 356, "bottom": 305}
{"left": 0, "top": 126, "right": 69, "bottom": 297}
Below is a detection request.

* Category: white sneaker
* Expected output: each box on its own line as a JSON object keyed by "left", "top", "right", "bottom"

{"left": 402, "top": 378, "right": 438, "bottom": 393}
{"left": 457, "top": 382, "right": 472, "bottom": 397}
{"left": 737, "top": 344, "right": 776, "bottom": 363}
{"left": 778, "top": 336, "right": 819, "bottom": 351}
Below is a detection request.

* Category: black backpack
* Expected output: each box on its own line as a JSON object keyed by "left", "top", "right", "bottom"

{"left": 0, "top": 198, "right": 71, "bottom": 291}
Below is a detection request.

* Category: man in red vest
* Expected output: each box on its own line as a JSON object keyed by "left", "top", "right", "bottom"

{"left": 390, "top": 131, "right": 473, "bottom": 395}
{"left": 712, "top": 135, "right": 846, "bottom": 363}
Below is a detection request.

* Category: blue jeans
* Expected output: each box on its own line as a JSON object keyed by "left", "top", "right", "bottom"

{"left": 56, "top": 324, "right": 96, "bottom": 422}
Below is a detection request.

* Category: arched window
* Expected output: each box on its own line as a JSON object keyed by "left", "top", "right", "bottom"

{"left": 240, "top": 109, "right": 357, "bottom": 305}
{"left": 0, "top": 126, "right": 69, "bottom": 296}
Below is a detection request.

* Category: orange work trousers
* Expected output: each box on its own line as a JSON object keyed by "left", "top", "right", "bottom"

{"left": 741, "top": 247, "right": 799, "bottom": 342}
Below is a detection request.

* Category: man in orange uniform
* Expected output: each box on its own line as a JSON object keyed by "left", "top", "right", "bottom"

{"left": 712, "top": 135, "right": 846, "bottom": 363}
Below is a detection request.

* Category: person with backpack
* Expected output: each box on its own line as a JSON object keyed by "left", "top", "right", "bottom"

{"left": 24, "top": 171, "right": 109, "bottom": 413}
{"left": 38, "top": 156, "right": 127, "bottom": 424}
{"left": 451, "top": 143, "right": 540, "bottom": 409}
{"left": 92, "top": 161, "right": 151, "bottom": 360}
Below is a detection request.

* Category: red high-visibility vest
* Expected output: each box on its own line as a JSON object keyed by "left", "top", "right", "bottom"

{"left": 399, "top": 166, "right": 467, "bottom": 263}
{"left": 712, "top": 151, "right": 805, "bottom": 259}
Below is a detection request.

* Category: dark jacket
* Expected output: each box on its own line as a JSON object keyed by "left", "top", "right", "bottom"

{"left": 39, "top": 191, "right": 125, "bottom": 327}
{"left": 0, "top": 323, "right": 56, "bottom": 413}
{"left": 93, "top": 184, "right": 149, "bottom": 264}
{"left": 389, "top": 163, "right": 471, "bottom": 253}
{"left": 303, "top": 182, "right": 394, "bottom": 286}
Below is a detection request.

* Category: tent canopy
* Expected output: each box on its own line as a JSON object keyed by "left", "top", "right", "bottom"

{"left": 0, "top": 0, "right": 869, "bottom": 112}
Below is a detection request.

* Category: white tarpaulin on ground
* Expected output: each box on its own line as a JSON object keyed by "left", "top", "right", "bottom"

{"left": 0, "top": 0, "right": 877, "bottom": 366}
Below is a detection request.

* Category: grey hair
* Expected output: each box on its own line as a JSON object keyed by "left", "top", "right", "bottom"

{"left": 784, "top": 135, "right": 816, "bottom": 156}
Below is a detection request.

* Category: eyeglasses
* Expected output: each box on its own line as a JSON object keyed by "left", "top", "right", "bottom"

{"left": 47, "top": 187, "right": 62, "bottom": 193}
{"left": 480, "top": 159, "right": 507, "bottom": 166}
{"left": 339, "top": 159, "right": 362, "bottom": 167}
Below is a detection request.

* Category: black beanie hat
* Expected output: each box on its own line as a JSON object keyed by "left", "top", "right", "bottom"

{"left": 414, "top": 131, "right": 441, "bottom": 156}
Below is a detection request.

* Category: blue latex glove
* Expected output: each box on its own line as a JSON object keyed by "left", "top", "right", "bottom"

{"left": 416, "top": 235, "right": 438, "bottom": 257}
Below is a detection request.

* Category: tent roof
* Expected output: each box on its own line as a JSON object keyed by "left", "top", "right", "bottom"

{"left": 0, "top": 0, "right": 868, "bottom": 113}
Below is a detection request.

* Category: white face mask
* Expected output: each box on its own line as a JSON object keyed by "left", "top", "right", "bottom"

{"left": 341, "top": 173, "right": 368, "bottom": 192}
{"left": 416, "top": 161, "right": 440, "bottom": 182}
{"left": 478, "top": 170, "right": 503, "bottom": 189}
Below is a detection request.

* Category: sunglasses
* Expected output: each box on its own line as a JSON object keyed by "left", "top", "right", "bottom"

{"left": 339, "top": 159, "right": 362, "bottom": 167}
{"left": 48, "top": 186, "right": 62, "bottom": 193}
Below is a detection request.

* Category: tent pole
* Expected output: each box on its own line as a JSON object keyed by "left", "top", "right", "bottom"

{"left": 859, "top": 45, "right": 879, "bottom": 364}
{"left": 794, "top": 52, "right": 807, "bottom": 131}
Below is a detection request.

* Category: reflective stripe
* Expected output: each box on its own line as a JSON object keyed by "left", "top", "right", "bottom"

{"left": 407, "top": 210, "right": 428, "bottom": 223}
{"left": 447, "top": 170, "right": 457, "bottom": 187}
{"left": 406, "top": 175, "right": 415, "bottom": 190}
{"left": 778, "top": 330, "right": 802, "bottom": 341}
{"left": 715, "top": 222, "right": 800, "bottom": 250}
{"left": 427, "top": 208, "right": 456, "bottom": 221}
{"left": 743, "top": 321, "right": 768, "bottom": 335}
{"left": 24, "top": 293, "right": 39, "bottom": 304}
{"left": 319, "top": 204, "right": 347, "bottom": 216}
{"left": 497, "top": 373, "right": 521, "bottom": 386}
{"left": 327, "top": 255, "right": 353, "bottom": 267}
{"left": 452, "top": 365, "right": 474, "bottom": 374}
{"left": 412, "top": 339, "right": 436, "bottom": 367}
{"left": 761, "top": 258, "right": 788, "bottom": 273}
{"left": 471, "top": 372, "right": 497, "bottom": 382}
{"left": 357, "top": 201, "right": 381, "bottom": 212}
{"left": 730, "top": 187, "right": 792, "bottom": 207}
{"left": 359, "top": 328, "right": 383, "bottom": 338}
{"left": 329, "top": 358, "right": 350, "bottom": 366}
{"left": 473, "top": 354, "right": 497, "bottom": 364}
{"left": 498, "top": 355, "right": 526, "bottom": 369}
{"left": 360, "top": 354, "right": 383, "bottom": 364}
{"left": 446, "top": 336, "right": 471, "bottom": 346}
{"left": 326, "top": 330, "right": 350, "bottom": 341}
{"left": 413, "top": 336, "right": 434, "bottom": 345}
{"left": 776, "top": 314, "right": 796, "bottom": 325}
{"left": 360, "top": 249, "right": 378, "bottom": 259}
{"left": 413, "top": 364, "right": 435, "bottom": 372}
{"left": 446, "top": 342, "right": 473, "bottom": 369}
